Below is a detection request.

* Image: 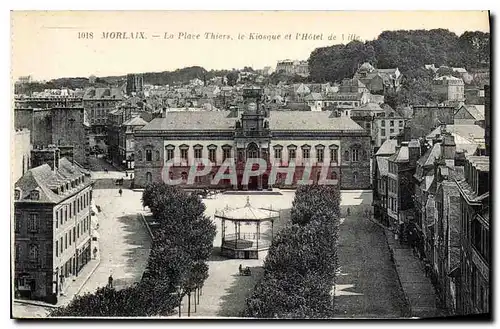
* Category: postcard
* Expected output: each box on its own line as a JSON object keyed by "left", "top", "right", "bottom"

{"left": 11, "top": 10, "right": 491, "bottom": 319}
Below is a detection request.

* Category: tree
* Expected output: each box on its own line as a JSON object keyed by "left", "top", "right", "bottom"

{"left": 244, "top": 185, "right": 340, "bottom": 319}
{"left": 52, "top": 184, "right": 216, "bottom": 317}
{"left": 226, "top": 71, "right": 239, "bottom": 86}
{"left": 458, "top": 31, "right": 490, "bottom": 69}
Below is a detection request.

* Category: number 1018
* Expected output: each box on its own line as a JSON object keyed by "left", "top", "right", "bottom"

{"left": 78, "top": 32, "right": 94, "bottom": 39}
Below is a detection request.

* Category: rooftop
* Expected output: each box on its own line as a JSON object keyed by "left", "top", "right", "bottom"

{"left": 214, "top": 197, "right": 280, "bottom": 222}
{"left": 140, "top": 111, "right": 365, "bottom": 132}
{"left": 15, "top": 158, "right": 91, "bottom": 204}
{"left": 427, "top": 125, "right": 485, "bottom": 141}
{"left": 376, "top": 139, "right": 398, "bottom": 156}
{"left": 123, "top": 116, "right": 148, "bottom": 126}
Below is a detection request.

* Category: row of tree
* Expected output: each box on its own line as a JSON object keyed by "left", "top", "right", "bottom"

{"left": 308, "top": 29, "right": 490, "bottom": 83}
{"left": 51, "top": 183, "right": 216, "bottom": 317}
{"left": 243, "top": 185, "right": 341, "bottom": 318}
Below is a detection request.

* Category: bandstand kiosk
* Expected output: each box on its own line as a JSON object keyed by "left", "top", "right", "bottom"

{"left": 215, "top": 197, "right": 279, "bottom": 259}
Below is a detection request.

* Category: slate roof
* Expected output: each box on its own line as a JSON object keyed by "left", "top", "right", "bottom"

{"left": 376, "top": 139, "right": 398, "bottom": 156}
{"left": 376, "top": 157, "right": 389, "bottom": 176}
{"left": 351, "top": 102, "right": 385, "bottom": 114}
{"left": 123, "top": 116, "right": 148, "bottom": 126}
{"left": 427, "top": 125, "right": 485, "bottom": 141}
{"left": 141, "top": 111, "right": 365, "bottom": 132}
{"left": 83, "top": 87, "right": 123, "bottom": 100}
{"left": 417, "top": 143, "right": 442, "bottom": 167}
{"left": 463, "top": 105, "right": 485, "bottom": 120}
{"left": 15, "top": 158, "right": 90, "bottom": 204}
{"left": 304, "top": 93, "right": 323, "bottom": 101}
{"left": 388, "top": 145, "right": 409, "bottom": 163}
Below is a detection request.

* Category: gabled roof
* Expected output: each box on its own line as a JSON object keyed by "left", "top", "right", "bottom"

{"left": 388, "top": 145, "right": 409, "bottom": 163}
{"left": 461, "top": 105, "right": 485, "bottom": 121}
{"left": 123, "top": 116, "right": 148, "bottom": 126}
{"left": 417, "top": 143, "right": 441, "bottom": 167}
{"left": 376, "top": 139, "right": 398, "bottom": 156}
{"left": 304, "top": 92, "right": 323, "bottom": 101}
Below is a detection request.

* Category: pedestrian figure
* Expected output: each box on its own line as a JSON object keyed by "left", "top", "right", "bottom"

{"left": 118, "top": 188, "right": 123, "bottom": 197}
{"left": 93, "top": 246, "right": 98, "bottom": 259}
{"left": 347, "top": 208, "right": 351, "bottom": 216}
{"left": 425, "top": 263, "right": 431, "bottom": 277}
{"left": 108, "top": 275, "right": 113, "bottom": 289}
{"left": 125, "top": 171, "right": 128, "bottom": 177}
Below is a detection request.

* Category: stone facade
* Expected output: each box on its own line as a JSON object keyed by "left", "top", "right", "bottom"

{"left": 14, "top": 107, "right": 89, "bottom": 166}
{"left": 432, "top": 76, "right": 465, "bottom": 102}
{"left": 134, "top": 88, "right": 371, "bottom": 190}
{"left": 13, "top": 129, "right": 32, "bottom": 183}
{"left": 14, "top": 158, "right": 93, "bottom": 302}
{"left": 456, "top": 156, "right": 490, "bottom": 315}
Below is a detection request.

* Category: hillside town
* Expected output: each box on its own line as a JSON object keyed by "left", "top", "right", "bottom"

{"left": 12, "top": 28, "right": 490, "bottom": 319}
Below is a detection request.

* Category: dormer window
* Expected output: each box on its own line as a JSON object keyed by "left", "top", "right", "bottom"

{"left": 30, "top": 190, "right": 40, "bottom": 200}
{"left": 14, "top": 189, "right": 21, "bottom": 200}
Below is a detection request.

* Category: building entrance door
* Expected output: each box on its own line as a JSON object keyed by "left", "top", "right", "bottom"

{"left": 248, "top": 176, "right": 259, "bottom": 190}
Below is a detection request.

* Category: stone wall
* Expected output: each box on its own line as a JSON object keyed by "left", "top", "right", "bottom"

{"left": 51, "top": 108, "right": 88, "bottom": 165}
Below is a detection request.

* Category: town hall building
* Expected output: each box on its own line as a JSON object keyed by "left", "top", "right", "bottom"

{"left": 133, "top": 88, "right": 371, "bottom": 190}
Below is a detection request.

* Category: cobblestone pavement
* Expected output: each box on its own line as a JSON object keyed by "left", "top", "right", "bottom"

{"left": 334, "top": 212, "right": 408, "bottom": 318}
{"left": 12, "top": 303, "right": 52, "bottom": 318}
{"left": 77, "top": 157, "right": 151, "bottom": 294}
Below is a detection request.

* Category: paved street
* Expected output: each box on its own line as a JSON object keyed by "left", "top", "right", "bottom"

{"left": 78, "top": 157, "right": 151, "bottom": 294}
{"left": 334, "top": 212, "right": 408, "bottom": 318}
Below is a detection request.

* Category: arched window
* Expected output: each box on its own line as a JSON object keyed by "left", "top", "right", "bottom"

{"left": 146, "top": 172, "right": 152, "bottom": 183}
{"left": 29, "top": 244, "right": 39, "bottom": 263}
{"left": 165, "top": 145, "right": 175, "bottom": 162}
{"left": 146, "top": 149, "right": 152, "bottom": 162}
{"left": 353, "top": 172, "right": 358, "bottom": 183}
{"left": 137, "top": 150, "right": 142, "bottom": 161}
{"left": 316, "top": 171, "right": 321, "bottom": 182}
{"left": 331, "top": 171, "right": 338, "bottom": 180}
{"left": 155, "top": 150, "right": 160, "bottom": 161}
{"left": 344, "top": 150, "right": 349, "bottom": 161}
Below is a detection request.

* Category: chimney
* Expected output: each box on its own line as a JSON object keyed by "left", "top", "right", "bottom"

{"left": 408, "top": 139, "right": 421, "bottom": 168}
{"left": 441, "top": 132, "right": 456, "bottom": 160}
{"left": 31, "top": 146, "right": 60, "bottom": 171}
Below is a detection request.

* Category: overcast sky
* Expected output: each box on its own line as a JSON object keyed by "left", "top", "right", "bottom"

{"left": 11, "top": 11, "right": 490, "bottom": 81}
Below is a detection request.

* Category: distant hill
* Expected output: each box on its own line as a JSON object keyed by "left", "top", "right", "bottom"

{"left": 308, "top": 29, "right": 490, "bottom": 83}
{"left": 15, "top": 66, "right": 235, "bottom": 94}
